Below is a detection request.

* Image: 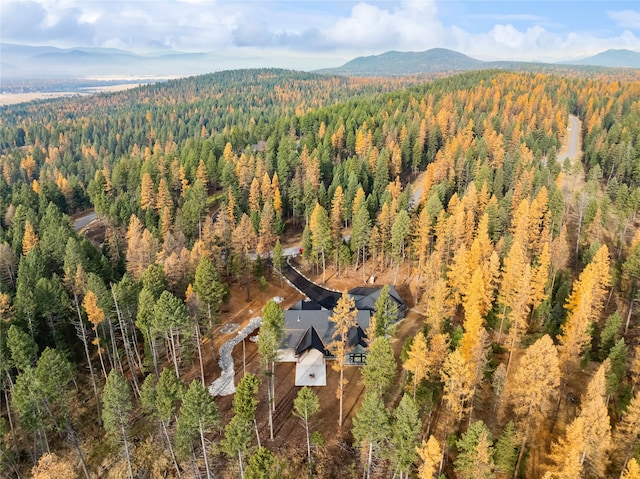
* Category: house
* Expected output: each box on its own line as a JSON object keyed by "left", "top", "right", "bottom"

{"left": 278, "top": 286, "right": 406, "bottom": 387}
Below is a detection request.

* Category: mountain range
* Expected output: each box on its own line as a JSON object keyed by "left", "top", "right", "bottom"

{"left": 1, "top": 43, "right": 638, "bottom": 82}
{"left": 316, "top": 48, "right": 640, "bottom": 76}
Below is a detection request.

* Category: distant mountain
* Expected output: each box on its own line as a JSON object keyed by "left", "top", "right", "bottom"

{"left": 1, "top": 43, "right": 233, "bottom": 80}
{"left": 316, "top": 48, "right": 484, "bottom": 76}
{"left": 564, "top": 49, "right": 640, "bottom": 68}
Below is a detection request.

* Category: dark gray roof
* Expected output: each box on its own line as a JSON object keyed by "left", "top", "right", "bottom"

{"left": 348, "top": 285, "right": 407, "bottom": 317}
{"left": 282, "top": 309, "right": 371, "bottom": 352}
{"left": 288, "top": 299, "right": 324, "bottom": 311}
{"left": 294, "top": 326, "right": 327, "bottom": 355}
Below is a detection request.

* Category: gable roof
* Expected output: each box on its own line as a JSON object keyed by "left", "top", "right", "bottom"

{"left": 282, "top": 309, "right": 371, "bottom": 352}
{"left": 294, "top": 326, "right": 328, "bottom": 355}
{"left": 348, "top": 285, "right": 407, "bottom": 317}
{"left": 288, "top": 299, "right": 324, "bottom": 311}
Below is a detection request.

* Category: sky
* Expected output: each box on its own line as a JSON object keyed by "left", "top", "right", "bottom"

{"left": 1, "top": 0, "right": 639, "bottom": 69}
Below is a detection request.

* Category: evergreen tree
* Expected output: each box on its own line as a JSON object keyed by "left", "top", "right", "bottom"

{"left": 194, "top": 255, "right": 228, "bottom": 359}
{"left": 176, "top": 379, "right": 219, "bottom": 479}
{"left": 293, "top": 386, "right": 320, "bottom": 467}
{"left": 494, "top": 421, "right": 518, "bottom": 476}
{"left": 361, "top": 336, "right": 396, "bottom": 396}
{"left": 246, "top": 447, "right": 279, "bottom": 479}
{"left": 102, "top": 370, "right": 134, "bottom": 479}
{"left": 257, "top": 300, "right": 284, "bottom": 440}
{"left": 371, "top": 284, "right": 399, "bottom": 337}
{"left": 352, "top": 392, "right": 390, "bottom": 479}
{"left": 455, "top": 420, "right": 495, "bottom": 479}
{"left": 389, "top": 394, "right": 421, "bottom": 479}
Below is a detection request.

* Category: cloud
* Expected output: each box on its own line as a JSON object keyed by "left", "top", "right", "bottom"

{"left": 0, "top": 0, "right": 638, "bottom": 67}
{"left": 608, "top": 10, "right": 640, "bottom": 30}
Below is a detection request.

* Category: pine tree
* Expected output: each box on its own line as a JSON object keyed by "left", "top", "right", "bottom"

{"left": 293, "top": 386, "right": 320, "bottom": 467}
{"left": 155, "top": 367, "right": 184, "bottom": 475}
{"left": 102, "top": 370, "right": 134, "bottom": 479}
{"left": 257, "top": 300, "right": 284, "bottom": 440}
{"left": 352, "top": 392, "right": 390, "bottom": 479}
{"left": 494, "top": 421, "right": 518, "bottom": 476}
{"left": 371, "top": 284, "right": 399, "bottom": 337}
{"left": 194, "top": 255, "right": 227, "bottom": 359}
{"left": 389, "top": 394, "right": 420, "bottom": 479}
{"left": 361, "top": 336, "right": 396, "bottom": 396}
{"left": 246, "top": 447, "right": 279, "bottom": 479}
{"left": 614, "top": 390, "right": 640, "bottom": 472}
{"left": 233, "top": 372, "right": 261, "bottom": 447}
{"left": 329, "top": 291, "right": 357, "bottom": 426}
{"left": 221, "top": 415, "right": 252, "bottom": 479}
{"left": 176, "top": 379, "right": 219, "bottom": 479}
{"left": 351, "top": 202, "right": 371, "bottom": 272}
{"left": 455, "top": 420, "right": 495, "bottom": 479}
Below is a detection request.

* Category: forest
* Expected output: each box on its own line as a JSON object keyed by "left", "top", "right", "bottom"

{"left": 0, "top": 66, "right": 639, "bottom": 478}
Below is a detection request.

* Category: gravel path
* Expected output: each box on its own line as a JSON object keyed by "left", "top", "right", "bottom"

{"left": 208, "top": 316, "right": 262, "bottom": 396}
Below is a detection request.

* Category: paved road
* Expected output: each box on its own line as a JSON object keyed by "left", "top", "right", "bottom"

{"left": 281, "top": 261, "right": 341, "bottom": 310}
{"left": 72, "top": 211, "right": 97, "bottom": 231}
{"left": 558, "top": 114, "right": 581, "bottom": 162}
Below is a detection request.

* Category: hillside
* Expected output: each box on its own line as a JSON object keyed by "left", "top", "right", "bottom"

{"left": 0, "top": 68, "right": 639, "bottom": 478}
{"left": 564, "top": 48, "right": 640, "bottom": 68}
{"left": 316, "top": 47, "right": 640, "bottom": 77}
{"left": 316, "top": 48, "right": 484, "bottom": 76}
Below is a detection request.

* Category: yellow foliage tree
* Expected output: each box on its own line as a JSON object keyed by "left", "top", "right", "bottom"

{"left": 22, "top": 220, "right": 39, "bottom": 256}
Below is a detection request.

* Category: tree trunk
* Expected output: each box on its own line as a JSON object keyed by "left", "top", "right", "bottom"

{"left": 254, "top": 418, "right": 261, "bottom": 448}
{"left": 366, "top": 441, "right": 373, "bottom": 479}
{"left": 238, "top": 451, "right": 245, "bottom": 479}
{"left": 195, "top": 323, "right": 205, "bottom": 386}
{"left": 304, "top": 409, "right": 311, "bottom": 467}
{"left": 200, "top": 423, "right": 212, "bottom": 479}
{"left": 161, "top": 419, "right": 181, "bottom": 478}
{"left": 66, "top": 420, "right": 90, "bottom": 479}
{"left": 338, "top": 365, "right": 344, "bottom": 427}
{"left": 74, "top": 294, "right": 101, "bottom": 424}
{"left": 121, "top": 422, "right": 134, "bottom": 479}
{"left": 149, "top": 330, "right": 160, "bottom": 378}
{"left": 96, "top": 330, "right": 108, "bottom": 380}
{"left": 513, "top": 436, "right": 527, "bottom": 479}
{"left": 271, "top": 361, "right": 276, "bottom": 412}
{"left": 113, "top": 288, "right": 140, "bottom": 397}
{"left": 625, "top": 286, "right": 636, "bottom": 334}
{"left": 267, "top": 368, "right": 274, "bottom": 440}
{"left": 169, "top": 328, "right": 180, "bottom": 378}
{"left": 322, "top": 250, "right": 326, "bottom": 284}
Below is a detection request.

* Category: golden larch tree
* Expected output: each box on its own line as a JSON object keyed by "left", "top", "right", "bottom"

{"left": 416, "top": 435, "right": 441, "bottom": 479}
{"left": 140, "top": 172, "right": 155, "bottom": 211}
{"left": 22, "top": 220, "right": 39, "bottom": 256}
{"left": 328, "top": 291, "right": 357, "bottom": 427}
{"left": 509, "top": 335, "right": 561, "bottom": 474}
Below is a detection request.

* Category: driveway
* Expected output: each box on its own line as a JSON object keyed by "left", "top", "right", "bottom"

{"left": 281, "top": 261, "right": 341, "bottom": 310}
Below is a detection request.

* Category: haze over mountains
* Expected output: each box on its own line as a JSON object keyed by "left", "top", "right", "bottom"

{"left": 1, "top": 43, "right": 639, "bottom": 83}
{"left": 317, "top": 48, "right": 640, "bottom": 76}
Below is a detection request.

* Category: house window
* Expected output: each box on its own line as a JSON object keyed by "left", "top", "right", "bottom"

{"left": 350, "top": 353, "right": 366, "bottom": 364}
